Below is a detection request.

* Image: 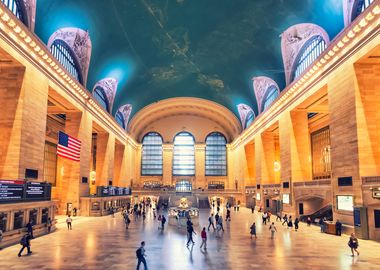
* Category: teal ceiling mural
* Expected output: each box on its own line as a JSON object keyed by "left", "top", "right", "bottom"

{"left": 35, "top": 0, "right": 344, "bottom": 117}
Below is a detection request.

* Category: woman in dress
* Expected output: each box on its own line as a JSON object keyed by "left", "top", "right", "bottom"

{"left": 348, "top": 233, "right": 359, "bottom": 256}
{"left": 250, "top": 222, "right": 257, "bottom": 239}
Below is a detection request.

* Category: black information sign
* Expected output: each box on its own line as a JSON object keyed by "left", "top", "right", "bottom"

{"left": 0, "top": 180, "right": 24, "bottom": 202}
{"left": 96, "top": 186, "right": 132, "bottom": 197}
{"left": 117, "top": 187, "right": 124, "bottom": 196}
{"left": 26, "top": 182, "right": 45, "bottom": 200}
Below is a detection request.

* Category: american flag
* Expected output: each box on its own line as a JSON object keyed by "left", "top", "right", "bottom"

{"left": 57, "top": 131, "right": 81, "bottom": 162}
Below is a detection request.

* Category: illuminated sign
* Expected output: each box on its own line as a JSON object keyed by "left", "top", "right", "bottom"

{"left": 256, "top": 193, "right": 261, "bottom": 200}
{"left": 337, "top": 195, "right": 353, "bottom": 211}
{"left": 282, "top": 193, "right": 290, "bottom": 204}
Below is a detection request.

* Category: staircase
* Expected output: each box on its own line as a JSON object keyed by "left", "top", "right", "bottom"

{"left": 300, "top": 204, "right": 333, "bottom": 223}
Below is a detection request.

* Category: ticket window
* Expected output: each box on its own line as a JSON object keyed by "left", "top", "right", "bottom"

{"left": 29, "top": 209, "right": 38, "bottom": 225}
{"left": 0, "top": 212, "right": 7, "bottom": 232}
{"left": 41, "top": 208, "right": 49, "bottom": 224}
{"left": 13, "top": 211, "right": 24, "bottom": 230}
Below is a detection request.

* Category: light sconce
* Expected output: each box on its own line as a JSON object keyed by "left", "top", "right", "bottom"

{"left": 274, "top": 161, "right": 281, "bottom": 172}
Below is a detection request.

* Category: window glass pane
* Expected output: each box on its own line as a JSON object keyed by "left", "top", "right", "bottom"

{"left": 173, "top": 132, "right": 195, "bottom": 175}
{"left": 262, "top": 86, "right": 279, "bottom": 112}
{"left": 115, "top": 112, "right": 125, "bottom": 129}
{"left": 142, "top": 132, "right": 163, "bottom": 175}
{"left": 93, "top": 87, "right": 109, "bottom": 111}
{"left": 50, "top": 40, "right": 82, "bottom": 83}
{"left": 311, "top": 127, "right": 331, "bottom": 179}
{"left": 205, "top": 132, "right": 227, "bottom": 176}
{"left": 2, "top": 0, "right": 24, "bottom": 23}
{"left": 293, "top": 36, "right": 326, "bottom": 82}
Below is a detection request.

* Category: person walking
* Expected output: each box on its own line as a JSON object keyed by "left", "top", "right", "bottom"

{"left": 226, "top": 208, "right": 231, "bottom": 222}
{"left": 136, "top": 241, "right": 148, "bottom": 270}
{"left": 218, "top": 215, "right": 225, "bottom": 232}
{"left": 215, "top": 212, "right": 220, "bottom": 224}
{"left": 66, "top": 215, "right": 72, "bottom": 230}
{"left": 348, "top": 233, "right": 359, "bottom": 256}
{"left": 335, "top": 220, "right": 342, "bottom": 236}
{"left": 269, "top": 222, "right": 277, "bottom": 239}
{"left": 47, "top": 217, "right": 52, "bottom": 233}
{"left": 200, "top": 227, "right": 207, "bottom": 249}
{"left": 282, "top": 214, "right": 288, "bottom": 226}
{"left": 276, "top": 212, "right": 282, "bottom": 222}
{"left": 208, "top": 214, "right": 215, "bottom": 231}
{"left": 319, "top": 218, "right": 325, "bottom": 233}
{"left": 262, "top": 212, "right": 268, "bottom": 225}
{"left": 294, "top": 217, "right": 299, "bottom": 231}
{"left": 307, "top": 216, "right": 312, "bottom": 226}
{"left": 161, "top": 215, "right": 166, "bottom": 230}
{"left": 26, "top": 221, "right": 34, "bottom": 239}
{"left": 18, "top": 233, "right": 32, "bottom": 257}
{"left": 287, "top": 216, "right": 293, "bottom": 229}
{"left": 187, "top": 225, "right": 196, "bottom": 247}
{"left": 125, "top": 214, "right": 131, "bottom": 229}
{"left": 250, "top": 222, "right": 257, "bottom": 239}
{"left": 251, "top": 206, "right": 255, "bottom": 214}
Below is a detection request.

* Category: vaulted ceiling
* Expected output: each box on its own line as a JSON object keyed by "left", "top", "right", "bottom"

{"left": 35, "top": 0, "right": 344, "bottom": 118}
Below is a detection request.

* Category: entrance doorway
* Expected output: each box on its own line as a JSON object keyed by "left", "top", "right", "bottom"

{"left": 299, "top": 203, "right": 304, "bottom": 215}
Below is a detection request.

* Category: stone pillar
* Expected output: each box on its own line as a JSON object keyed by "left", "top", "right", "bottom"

{"left": 95, "top": 132, "right": 115, "bottom": 186}
{"left": 56, "top": 111, "right": 92, "bottom": 213}
{"left": 113, "top": 143, "right": 126, "bottom": 187}
{"left": 0, "top": 49, "right": 48, "bottom": 181}
{"left": 279, "top": 110, "right": 312, "bottom": 183}
{"left": 328, "top": 64, "right": 361, "bottom": 226}
{"left": 195, "top": 143, "right": 206, "bottom": 189}
{"left": 244, "top": 143, "right": 256, "bottom": 186}
{"left": 162, "top": 144, "right": 173, "bottom": 186}
{"left": 257, "top": 132, "right": 275, "bottom": 185}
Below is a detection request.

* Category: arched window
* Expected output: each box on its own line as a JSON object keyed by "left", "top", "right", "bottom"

{"left": 351, "top": 0, "right": 374, "bottom": 22}
{"left": 262, "top": 85, "right": 279, "bottom": 112}
{"left": 141, "top": 132, "right": 163, "bottom": 176}
{"left": 115, "top": 111, "right": 125, "bottom": 129}
{"left": 50, "top": 39, "right": 83, "bottom": 84}
{"left": 292, "top": 36, "right": 326, "bottom": 82}
{"left": 93, "top": 86, "right": 109, "bottom": 112}
{"left": 246, "top": 112, "right": 255, "bottom": 128}
{"left": 173, "top": 132, "right": 195, "bottom": 176}
{"left": 205, "top": 132, "right": 227, "bottom": 176}
{"left": 2, "top": 0, "right": 28, "bottom": 27}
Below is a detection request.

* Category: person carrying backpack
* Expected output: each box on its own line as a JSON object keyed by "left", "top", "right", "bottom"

{"left": 136, "top": 241, "right": 147, "bottom": 269}
{"left": 18, "top": 233, "right": 32, "bottom": 257}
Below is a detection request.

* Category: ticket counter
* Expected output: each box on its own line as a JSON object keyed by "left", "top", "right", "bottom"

{"left": 80, "top": 196, "right": 132, "bottom": 216}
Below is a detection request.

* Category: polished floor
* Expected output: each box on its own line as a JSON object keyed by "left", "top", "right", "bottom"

{"left": 0, "top": 207, "right": 380, "bottom": 270}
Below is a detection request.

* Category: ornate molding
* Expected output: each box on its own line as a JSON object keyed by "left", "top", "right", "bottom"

{"left": 47, "top": 27, "right": 92, "bottom": 85}
{"left": 237, "top": 104, "right": 255, "bottom": 129}
{"left": 93, "top": 78, "right": 118, "bottom": 112}
{"left": 116, "top": 104, "right": 133, "bottom": 129}
{"left": 252, "top": 76, "right": 280, "bottom": 114}
{"left": 281, "top": 23, "right": 330, "bottom": 85}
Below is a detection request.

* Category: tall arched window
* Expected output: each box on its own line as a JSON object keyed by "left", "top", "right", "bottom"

{"left": 262, "top": 85, "right": 279, "bottom": 112}
{"left": 2, "top": 0, "right": 28, "bottom": 27}
{"left": 292, "top": 36, "right": 326, "bottom": 82}
{"left": 205, "top": 132, "right": 227, "bottom": 176}
{"left": 141, "top": 132, "right": 163, "bottom": 176}
{"left": 50, "top": 39, "right": 83, "bottom": 84}
{"left": 115, "top": 111, "right": 125, "bottom": 129}
{"left": 93, "top": 86, "right": 109, "bottom": 112}
{"left": 351, "top": 0, "right": 374, "bottom": 22}
{"left": 173, "top": 132, "right": 195, "bottom": 176}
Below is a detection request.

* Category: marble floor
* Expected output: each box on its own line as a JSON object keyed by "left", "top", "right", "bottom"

{"left": 0, "top": 207, "right": 380, "bottom": 270}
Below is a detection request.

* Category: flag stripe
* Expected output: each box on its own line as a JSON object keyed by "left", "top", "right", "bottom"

{"left": 57, "top": 131, "right": 81, "bottom": 162}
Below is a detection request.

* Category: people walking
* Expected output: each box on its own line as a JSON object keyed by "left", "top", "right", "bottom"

{"left": 136, "top": 241, "right": 148, "bottom": 270}
{"left": 66, "top": 215, "right": 72, "bottom": 230}
{"left": 161, "top": 215, "right": 166, "bottom": 230}
{"left": 18, "top": 233, "right": 32, "bottom": 257}
{"left": 307, "top": 216, "right": 312, "bottom": 226}
{"left": 226, "top": 208, "right": 231, "bottom": 222}
{"left": 215, "top": 212, "right": 220, "bottom": 224}
{"left": 269, "top": 222, "right": 277, "bottom": 239}
{"left": 262, "top": 212, "right": 268, "bottom": 225}
{"left": 335, "top": 220, "right": 342, "bottom": 236}
{"left": 200, "top": 227, "right": 207, "bottom": 249}
{"left": 250, "top": 222, "right": 257, "bottom": 239}
{"left": 282, "top": 214, "right": 288, "bottom": 226}
{"left": 26, "top": 221, "right": 34, "bottom": 239}
{"left": 187, "top": 225, "right": 196, "bottom": 247}
{"left": 294, "top": 217, "right": 299, "bottom": 231}
{"left": 251, "top": 206, "right": 255, "bottom": 214}
{"left": 125, "top": 214, "right": 131, "bottom": 229}
{"left": 218, "top": 215, "right": 225, "bottom": 232}
{"left": 348, "top": 233, "right": 359, "bottom": 256}
{"left": 276, "top": 212, "right": 282, "bottom": 222}
{"left": 287, "top": 216, "right": 293, "bottom": 229}
{"left": 47, "top": 217, "right": 52, "bottom": 233}
{"left": 208, "top": 214, "right": 215, "bottom": 231}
